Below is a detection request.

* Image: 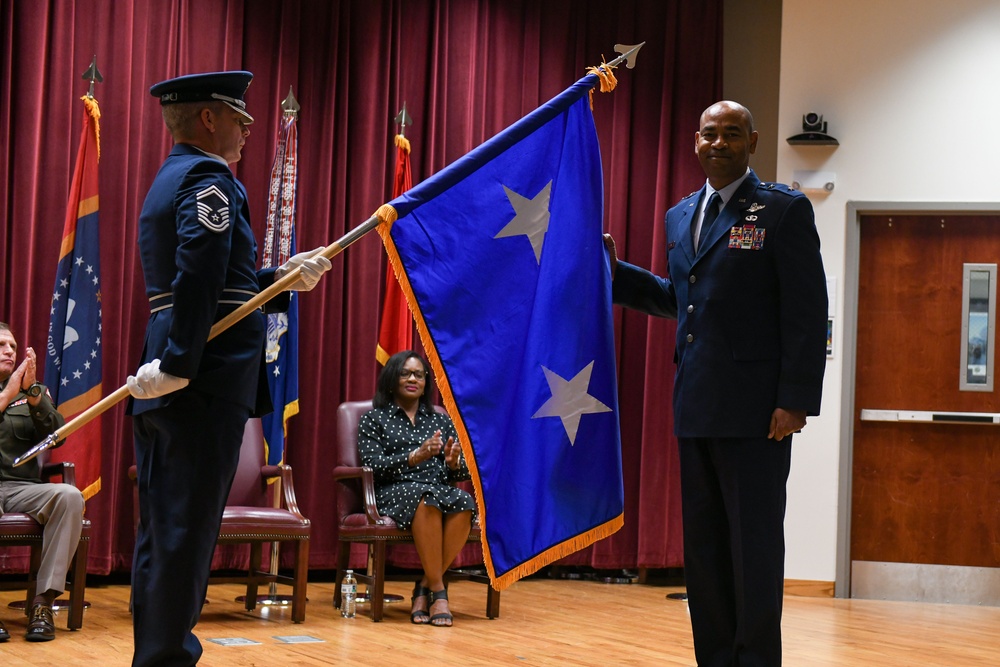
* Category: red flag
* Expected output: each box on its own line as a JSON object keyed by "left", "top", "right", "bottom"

{"left": 45, "top": 96, "right": 103, "bottom": 500}
{"left": 375, "top": 134, "right": 414, "bottom": 364}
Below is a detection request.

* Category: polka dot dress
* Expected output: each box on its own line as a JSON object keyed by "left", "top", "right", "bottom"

{"left": 357, "top": 402, "right": 476, "bottom": 530}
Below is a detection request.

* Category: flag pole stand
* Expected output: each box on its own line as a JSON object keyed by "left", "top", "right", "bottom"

{"left": 235, "top": 478, "right": 298, "bottom": 608}
{"left": 354, "top": 546, "right": 403, "bottom": 606}
{"left": 7, "top": 600, "right": 91, "bottom": 612}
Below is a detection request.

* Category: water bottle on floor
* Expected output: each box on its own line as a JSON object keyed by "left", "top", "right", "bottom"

{"left": 341, "top": 570, "right": 357, "bottom": 618}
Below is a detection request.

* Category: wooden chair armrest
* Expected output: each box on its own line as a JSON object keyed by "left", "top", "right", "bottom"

{"left": 333, "top": 465, "right": 385, "bottom": 524}
{"left": 41, "top": 461, "right": 76, "bottom": 487}
{"left": 274, "top": 464, "right": 306, "bottom": 517}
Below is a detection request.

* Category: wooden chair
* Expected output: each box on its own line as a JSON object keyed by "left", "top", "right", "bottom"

{"left": 332, "top": 399, "right": 500, "bottom": 622}
{"left": 128, "top": 418, "right": 310, "bottom": 622}
{"left": 0, "top": 458, "right": 90, "bottom": 630}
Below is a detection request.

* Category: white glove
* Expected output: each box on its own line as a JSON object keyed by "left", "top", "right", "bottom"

{"left": 276, "top": 247, "right": 332, "bottom": 292}
{"left": 127, "top": 359, "right": 190, "bottom": 399}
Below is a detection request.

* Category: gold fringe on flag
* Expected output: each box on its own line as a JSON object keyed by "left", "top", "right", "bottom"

{"left": 394, "top": 134, "right": 411, "bottom": 154}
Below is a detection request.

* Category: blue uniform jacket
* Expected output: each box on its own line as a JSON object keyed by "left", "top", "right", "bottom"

{"left": 613, "top": 170, "right": 828, "bottom": 438}
{"left": 129, "top": 144, "right": 286, "bottom": 417}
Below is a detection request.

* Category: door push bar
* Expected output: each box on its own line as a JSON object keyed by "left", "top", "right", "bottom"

{"left": 860, "top": 409, "right": 1000, "bottom": 425}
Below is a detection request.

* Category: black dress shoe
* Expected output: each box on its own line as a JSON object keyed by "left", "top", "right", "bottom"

{"left": 25, "top": 603, "right": 55, "bottom": 642}
{"left": 0, "top": 619, "right": 9, "bottom": 642}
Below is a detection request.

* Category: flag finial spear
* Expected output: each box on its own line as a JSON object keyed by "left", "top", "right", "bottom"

{"left": 82, "top": 55, "right": 103, "bottom": 99}
{"left": 281, "top": 87, "right": 300, "bottom": 116}
{"left": 394, "top": 102, "right": 413, "bottom": 137}
{"left": 607, "top": 42, "right": 645, "bottom": 70}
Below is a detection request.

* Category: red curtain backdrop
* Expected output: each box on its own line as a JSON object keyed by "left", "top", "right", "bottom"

{"left": 0, "top": 0, "right": 720, "bottom": 576}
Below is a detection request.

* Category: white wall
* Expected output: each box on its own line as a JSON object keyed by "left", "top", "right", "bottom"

{"left": 778, "top": 0, "right": 1000, "bottom": 583}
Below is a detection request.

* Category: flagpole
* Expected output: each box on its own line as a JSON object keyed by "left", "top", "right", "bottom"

{"left": 14, "top": 208, "right": 391, "bottom": 467}
{"left": 260, "top": 88, "right": 300, "bottom": 607}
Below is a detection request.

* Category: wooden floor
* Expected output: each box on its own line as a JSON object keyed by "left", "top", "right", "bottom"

{"left": 1, "top": 577, "right": 998, "bottom": 665}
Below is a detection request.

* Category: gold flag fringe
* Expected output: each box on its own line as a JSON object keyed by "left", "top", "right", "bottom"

{"left": 586, "top": 63, "right": 619, "bottom": 110}
{"left": 81, "top": 95, "right": 101, "bottom": 161}
{"left": 376, "top": 221, "right": 625, "bottom": 591}
{"left": 394, "top": 134, "right": 411, "bottom": 154}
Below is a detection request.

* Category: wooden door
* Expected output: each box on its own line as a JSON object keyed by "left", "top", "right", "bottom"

{"left": 853, "top": 215, "right": 1000, "bottom": 570}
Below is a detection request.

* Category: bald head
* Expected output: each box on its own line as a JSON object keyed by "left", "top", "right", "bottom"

{"left": 701, "top": 101, "right": 755, "bottom": 133}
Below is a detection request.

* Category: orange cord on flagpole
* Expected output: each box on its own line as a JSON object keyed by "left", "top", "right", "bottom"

{"left": 81, "top": 96, "right": 101, "bottom": 160}
{"left": 394, "top": 134, "right": 411, "bottom": 154}
{"left": 375, "top": 203, "right": 398, "bottom": 226}
{"left": 586, "top": 62, "right": 619, "bottom": 110}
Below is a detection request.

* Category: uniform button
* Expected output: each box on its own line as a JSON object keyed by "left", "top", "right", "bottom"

{"left": 689, "top": 275, "right": 697, "bottom": 283}
{"left": 686, "top": 334, "right": 694, "bottom": 343}
{"left": 687, "top": 305, "right": 694, "bottom": 313}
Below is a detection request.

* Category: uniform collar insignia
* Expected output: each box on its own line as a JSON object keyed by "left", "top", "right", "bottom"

{"left": 747, "top": 202, "right": 766, "bottom": 213}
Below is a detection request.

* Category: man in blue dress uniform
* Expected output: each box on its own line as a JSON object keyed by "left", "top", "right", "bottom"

{"left": 127, "top": 70, "right": 330, "bottom": 667}
{"left": 605, "top": 101, "right": 828, "bottom": 666}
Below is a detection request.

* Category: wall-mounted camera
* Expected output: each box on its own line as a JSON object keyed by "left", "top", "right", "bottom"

{"left": 787, "top": 111, "right": 838, "bottom": 145}
{"left": 802, "top": 112, "right": 826, "bottom": 134}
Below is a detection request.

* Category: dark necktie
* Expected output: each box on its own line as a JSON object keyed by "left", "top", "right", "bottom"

{"left": 695, "top": 191, "right": 721, "bottom": 251}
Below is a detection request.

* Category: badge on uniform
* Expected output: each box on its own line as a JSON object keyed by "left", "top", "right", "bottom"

{"left": 729, "top": 224, "right": 766, "bottom": 250}
{"left": 196, "top": 185, "right": 231, "bottom": 232}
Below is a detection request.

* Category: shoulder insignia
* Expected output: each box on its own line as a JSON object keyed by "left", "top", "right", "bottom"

{"left": 196, "top": 185, "right": 231, "bottom": 233}
{"left": 759, "top": 182, "right": 798, "bottom": 197}
{"left": 682, "top": 190, "right": 699, "bottom": 200}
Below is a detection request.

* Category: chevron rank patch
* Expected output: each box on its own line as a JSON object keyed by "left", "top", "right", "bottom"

{"left": 196, "top": 185, "right": 231, "bottom": 232}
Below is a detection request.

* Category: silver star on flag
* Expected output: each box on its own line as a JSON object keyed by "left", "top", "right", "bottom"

{"left": 494, "top": 180, "right": 552, "bottom": 264}
{"left": 531, "top": 361, "right": 612, "bottom": 445}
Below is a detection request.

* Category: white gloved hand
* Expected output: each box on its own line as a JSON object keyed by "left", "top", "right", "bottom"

{"left": 126, "top": 359, "right": 190, "bottom": 399}
{"left": 276, "top": 247, "right": 332, "bottom": 292}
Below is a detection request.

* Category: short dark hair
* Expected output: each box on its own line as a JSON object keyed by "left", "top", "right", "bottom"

{"left": 373, "top": 350, "right": 433, "bottom": 410}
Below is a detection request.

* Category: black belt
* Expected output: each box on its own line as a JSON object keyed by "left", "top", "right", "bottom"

{"left": 149, "top": 289, "right": 258, "bottom": 313}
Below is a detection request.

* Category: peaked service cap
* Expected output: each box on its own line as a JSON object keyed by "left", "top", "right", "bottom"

{"left": 150, "top": 70, "right": 254, "bottom": 124}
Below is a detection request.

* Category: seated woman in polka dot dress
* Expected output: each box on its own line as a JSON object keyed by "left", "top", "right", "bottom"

{"left": 357, "top": 350, "right": 475, "bottom": 628}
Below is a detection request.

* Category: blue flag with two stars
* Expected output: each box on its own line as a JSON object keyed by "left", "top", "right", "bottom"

{"left": 379, "top": 74, "right": 623, "bottom": 590}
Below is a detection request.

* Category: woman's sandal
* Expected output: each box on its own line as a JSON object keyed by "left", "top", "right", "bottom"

{"left": 410, "top": 584, "right": 431, "bottom": 624}
{"left": 428, "top": 589, "right": 453, "bottom": 627}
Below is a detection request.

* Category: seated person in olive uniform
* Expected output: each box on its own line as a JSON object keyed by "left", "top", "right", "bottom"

{"left": 357, "top": 350, "right": 475, "bottom": 628}
{"left": 0, "top": 322, "right": 84, "bottom": 643}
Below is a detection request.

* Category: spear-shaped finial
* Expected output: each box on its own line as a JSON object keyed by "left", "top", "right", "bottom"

{"left": 82, "top": 55, "right": 103, "bottom": 99}
{"left": 281, "top": 86, "right": 300, "bottom": 116}
{"left": 394, "top": 102, "right": 413, "bottom": 137}
{"left": 607, "top": 42, "right": 645, "bottom": 70}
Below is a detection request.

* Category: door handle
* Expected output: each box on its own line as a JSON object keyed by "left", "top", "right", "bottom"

{"left": 860, "top": 409, "right": 1000, "bottom": 424}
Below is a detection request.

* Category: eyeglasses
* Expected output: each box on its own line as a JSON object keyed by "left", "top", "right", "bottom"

{"left": 399, "top": 369, "right": 426, "bottom": 380}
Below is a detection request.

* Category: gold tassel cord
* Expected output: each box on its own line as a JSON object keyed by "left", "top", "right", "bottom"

{"left": 586, "top": 62, "right": 619, "bottom": 110}
{"left": 81, "top": 95, "right": 101, "bottom": 160}
{"left": 394, "top": 134, "right": 411, "bottom": 154}
{"left": 375, "top": 203, "right": 398, "bottom": 227}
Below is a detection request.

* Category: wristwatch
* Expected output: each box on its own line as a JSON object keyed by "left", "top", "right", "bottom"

{"left": 25, "top": 383, "right": 44, "bottom": 398}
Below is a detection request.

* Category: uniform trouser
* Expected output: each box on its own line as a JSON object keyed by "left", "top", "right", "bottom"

{"left": 130, "top": 390, "right": 248, "bottom": 667}
{"left": 678, "top": 435, "right": 792, "bottom": 667}
{"left": 0, "top": 480, "right": 85, "bottom": 595}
